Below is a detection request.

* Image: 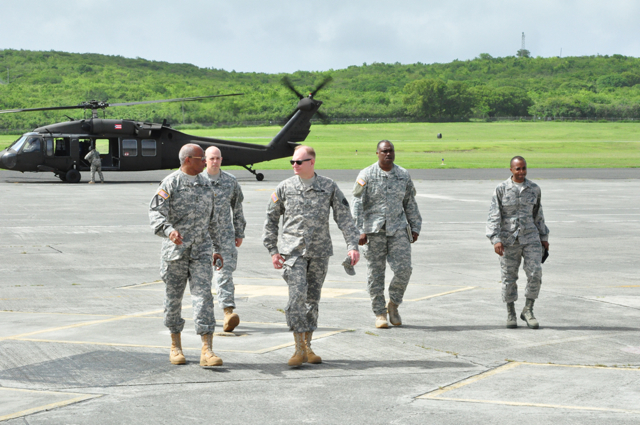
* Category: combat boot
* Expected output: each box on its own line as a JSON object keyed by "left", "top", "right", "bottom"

{"left": 200, "top": 333, "right": 223, "bottom": 366}
{"left": 520, "top": 298, "right": 540, "bottom": 329}
{"left": 169, "top": 333, "right": 186, "bottom": 365}
{"left": 287, "top": 332, "right": 307, "bottom": 366}
{"left": 304, "top": 331, "right": 322, "bottom": 364}
{"left": 88, "top": 181, "right": 95, "bottom": 184}
{"left": 387, "top": 301, "right": 402, "bottom": 326}
{"left": 375, "top": 313, "right": 389, "bottom": 328}
{"left": 223, "top": 307, "right": 240, "bottom": 332}
{"left": 506, "top": 302, "right": 517, "bottom": 329}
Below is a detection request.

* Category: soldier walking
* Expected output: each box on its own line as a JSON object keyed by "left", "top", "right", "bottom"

{"left": 149, "top": 144, "right": 225, "bottom": 366}
{"left": 84, "top": 145, "right": 104, "bottom": 184}
{"left": 486, "top": 156, "right": 550, "bottom": 329}
{"left": 202, "top": 146, "right": 246, "bottom": 332}
{"left": 263, "top": 145, "right": 360, "bottom": 366}
{"left": 351, "top": 140, "right": 422, "bottom": 328}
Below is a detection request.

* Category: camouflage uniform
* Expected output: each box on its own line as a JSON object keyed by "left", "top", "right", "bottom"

{"left": 149, "top": 170, "right": 220, "bottom": 335}
{"left": 202, "top": 170, "right": 246, "bottom": 309}
{"left": 486, "top": 177, "right": 549, "bottom": 303}
{"left": 263, "top": 174, "right": 359, "bottom": 333}
{"left": 84, "top": 149, "right": 103, "bottom": 183}
{"left": 351, "top": 163, "right": 422, "bottom": 315}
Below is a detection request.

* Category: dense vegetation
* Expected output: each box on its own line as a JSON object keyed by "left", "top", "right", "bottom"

{"left": 1, "top": 49, "right": 640, "bottom": 131}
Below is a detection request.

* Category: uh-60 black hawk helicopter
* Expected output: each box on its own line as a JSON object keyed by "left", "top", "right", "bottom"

{"left": 0, "top": 77, "right": 331, "bottom": 182}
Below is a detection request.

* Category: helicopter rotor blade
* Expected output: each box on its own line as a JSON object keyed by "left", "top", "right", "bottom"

{"left": 281, "top": 77, "right": 305, "bottom": 100}
{"left": 315, "top": 110, "right": 331, "bottom": 124}
{"left": 0, "top": 104, "right": 87, "bottom": 114}
{"left": 0, "top": 93, "right": 243, "bottom": 115}
{"left": 108, "top": 93, "right": 244, "bottom": 107}
{"left": 310, "top": 76, "right": 333, "bottom": 97}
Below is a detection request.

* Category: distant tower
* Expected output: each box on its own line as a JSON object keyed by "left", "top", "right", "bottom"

{"left": 517, "top": 32, "right": 531, "bottom": 58}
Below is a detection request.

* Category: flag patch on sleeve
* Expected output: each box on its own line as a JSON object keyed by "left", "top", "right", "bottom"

{"left": 357, "top": 178, "right": 366, "bottom": 186}
{"left": 271, "top": 192, "right": 279, "bottom": 203}
{"left": 158, "top": 189, "right": 170, "bottom": 200}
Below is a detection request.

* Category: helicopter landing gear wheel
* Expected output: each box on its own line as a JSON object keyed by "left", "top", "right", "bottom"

{"left": 65, "top": 169, "right": 81, "bottom": 183}
{"left": 242, "top": 164, "right": 265, "bottom": 181}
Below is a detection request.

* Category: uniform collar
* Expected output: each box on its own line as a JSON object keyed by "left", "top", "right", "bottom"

{"left": 375, "top": 162, "right": 396, "bottom": 176}
{"left": 507, "top": 176, "right": 531, "bottom": 189}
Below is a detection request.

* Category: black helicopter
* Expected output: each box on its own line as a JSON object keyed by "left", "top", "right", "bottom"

{"left": 0, "top": 77, "right": 331, "bottom": 182}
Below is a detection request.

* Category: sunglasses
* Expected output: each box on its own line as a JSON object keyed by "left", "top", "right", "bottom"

{"left": 290, "top": 158, "right": 313, "bottom": 165}
{"left": 189, "top": 156, "right": 206, "bottom": 162}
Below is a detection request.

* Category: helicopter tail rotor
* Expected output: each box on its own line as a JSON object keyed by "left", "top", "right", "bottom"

{"left": 280, "top": 76, "right": 332, "bottom": 125}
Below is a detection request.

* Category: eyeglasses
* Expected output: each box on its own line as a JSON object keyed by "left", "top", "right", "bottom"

{"left": 290, "top": 158, "right": 313, "bottom": 165}
{"left": 189, "top": 156, "right": 206, "bottom": 162}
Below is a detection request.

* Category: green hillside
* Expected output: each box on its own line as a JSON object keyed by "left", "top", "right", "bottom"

{"left": 1, "top": 49, "right": 640, "bottom": 131}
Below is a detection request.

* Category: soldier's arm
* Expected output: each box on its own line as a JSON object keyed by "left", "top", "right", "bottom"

{"left": 149, "top": 181, "right": 175, "bottom": 238}
{"left": 533, "top": 187, "right": 550, "bottom": 243}
{"left": 262, "top": 187, "right": 285, "bottom": 256}
{"left": 332, "top": 184, "right": 360, "bottom": 252}
{"left": 231, "top": 181, "right": 247, "bottom": 239}
{"left": 403, "top": 177, "right": 422, "bottom": 235}
{"left": 486, "top": 186, "right": 503, "bottom": 245}
{"left": 351, "top": 172, "right": 366, "bottom": 234}
{"left": 208, "top": 199, "right": 222, "bottom": 255}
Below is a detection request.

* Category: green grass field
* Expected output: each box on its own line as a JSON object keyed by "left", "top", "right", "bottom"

{"left": 2, "top": 122, "right": 639, "bottom": 169}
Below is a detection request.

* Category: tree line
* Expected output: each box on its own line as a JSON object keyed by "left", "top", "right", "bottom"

{"left": 1, "top": 49, "right": 640, "bottom": 131}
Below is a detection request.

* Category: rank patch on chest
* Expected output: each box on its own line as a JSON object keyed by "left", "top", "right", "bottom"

{"left": 271, "top": 192, "right": 279, "bottom": 203}
{"left": 357, "top": 178, "right": 367, "bottom": 186}
{"left": 157, "top": 189, "right": 170, "bottom": 200}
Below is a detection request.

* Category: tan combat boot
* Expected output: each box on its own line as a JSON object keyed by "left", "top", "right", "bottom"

{"left": 375, "top": 313, "right": 389, "bottom": 328}
{"left": 169, "top": 333, "right": 186, "bottom": 365}
{"left": 506, "top": 302, "right": 517, "bottom": 329}
{"left": 520, "top": 298, "right": 539, "bottom": 329}
{"left": 88, "top": 181, "right": 95, "bottom": 184}
{"left": 200, "top": 333, "right": 223, "bottom": 366}
{"left": 304, "top": 331, "right": 322, "bottom": 364}
{"left": 287, "top": 332, "right": 308, "bottom": 366}
{"left": 223, "top": 307, "right": 240, "bottom": 332}
{"left": 387, "top": 301, "right": 402, "bottom": 326}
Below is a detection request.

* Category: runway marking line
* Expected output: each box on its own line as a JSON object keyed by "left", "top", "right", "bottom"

{"left": 418, "top": 361, "right": 640, "bottom": 414}
{"left": 0, "top": 387, "right": 102, "bottom": 422}
{"left": 340, "top": 286, "right": 476, "bottom": 301}
{"left": 1, "top": 309, "right": 347, "bottom": 354}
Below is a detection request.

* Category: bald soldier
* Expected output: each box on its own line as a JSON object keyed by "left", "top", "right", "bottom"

{"left": 486, "top": 156, "right": 550, "bottom": 329}
{"left": 149, "top": 143, "right": 225, "bottom": 366}
{"left": 202, "top": 146, "right": 246, "bottom": 332}
{"left": 263, "top": 145, "right": 360, "bottom": 366}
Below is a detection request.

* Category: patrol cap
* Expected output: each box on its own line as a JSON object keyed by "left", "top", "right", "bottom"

{"left": 342, "top": 256, "right": 356, "bottom": 276}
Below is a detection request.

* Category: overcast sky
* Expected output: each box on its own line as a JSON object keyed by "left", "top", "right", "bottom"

{"left": 3, "top": 0, "right": 639, "bottom": 74}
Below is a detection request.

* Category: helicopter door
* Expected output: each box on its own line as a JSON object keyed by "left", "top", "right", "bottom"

{"left": 20, "top": 136, "right": 44, "bottom": 167}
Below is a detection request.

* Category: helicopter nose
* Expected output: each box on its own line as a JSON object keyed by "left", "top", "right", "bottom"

{"left": 0, "top": 149, "right": 17, "bottom": 169}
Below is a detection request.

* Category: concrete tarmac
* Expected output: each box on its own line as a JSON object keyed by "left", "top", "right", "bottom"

{"left": 1, "top": 168, "right": 639, "bottom": 424}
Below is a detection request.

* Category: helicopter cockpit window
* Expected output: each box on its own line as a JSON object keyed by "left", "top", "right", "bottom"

{"left": 9, "top": 135, "right": 29, "bottom": 152}
{"left": 141, "top": 140, "right": 156, "bottom": 157}
{"left": 22, "top": 137, "right": 41, "bottom": 153}
{"left": 45, "top": 139, "right": 54, "bottom": 156}
{"left": 122, "top": 139, "right": 137, "bottom": 157}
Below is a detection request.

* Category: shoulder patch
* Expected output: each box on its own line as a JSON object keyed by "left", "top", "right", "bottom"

{"left": 157, "top": 189, "right": 170, "bottom": 200}
{"left": 357, "top": 178, "right": 366, "bottom": 186}
{"left": 271, "top": 192, "right": 279, "bottom": 203}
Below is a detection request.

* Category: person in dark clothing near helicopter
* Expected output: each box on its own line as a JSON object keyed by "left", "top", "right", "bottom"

{"left": 84, "top": 145, "right": 104, "bottom": 184}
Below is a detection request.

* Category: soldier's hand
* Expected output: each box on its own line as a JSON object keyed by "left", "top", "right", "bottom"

{"left": 272, "top": 254, "right": 285, "bottom": 269}
{"left": 412, "top": 232, "right": 419, "bottom": 243}
{"left": 348, "top": 249, "right": 360, "bottom": 266}
{"left": 494, "top": 242, "right": 504, "bottom": 256}
{"left": 169, "top": 230, "right": 183, "bottom": 245}
{"left": 235, "top": 238, "right": 244, "bottom": 248}
{"left": 358, "top": 233, "right": 368, "bottom": 246}
{"left": 541, "top": 241, "right": 549, "bottom": 251}
{"left": 213, "top": 254, "right": 224, "bottom": 270}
